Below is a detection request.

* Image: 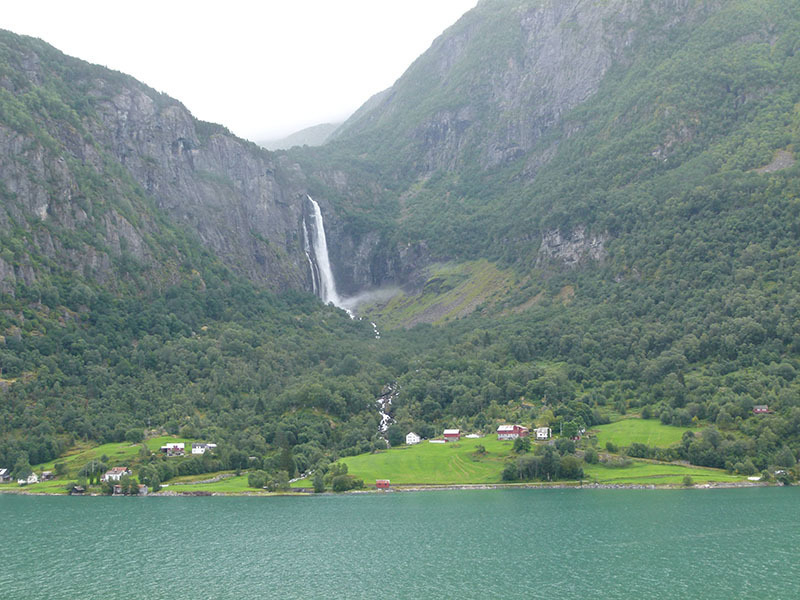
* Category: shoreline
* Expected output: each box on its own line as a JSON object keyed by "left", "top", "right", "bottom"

{"left": 0, "top": 479, "right": 775, "bottom": 497}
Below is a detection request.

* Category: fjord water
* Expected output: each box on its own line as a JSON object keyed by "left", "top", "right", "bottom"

{"left": 1, "top": 489, "right": 797, "bottom": 599}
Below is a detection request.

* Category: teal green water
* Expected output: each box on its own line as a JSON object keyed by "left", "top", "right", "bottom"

{"left": 1, "top": 488, "right": 798, "bottom": 599}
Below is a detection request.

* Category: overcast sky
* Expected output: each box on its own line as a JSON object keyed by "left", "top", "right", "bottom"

{"left": 3, "top": 1, "right": 478, "bottom": 142}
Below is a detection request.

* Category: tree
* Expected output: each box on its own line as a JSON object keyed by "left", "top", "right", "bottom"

{"left": 125, "top": 429, "right": 144, "bottom": 443}
{"left": 386, "top": 425, "right": 405, "bottom": 448}
{"left": 512, "top": 436, "right": 531, "bottom": 454}
{"left": 248, "top": 470, "right": 268, "bottom": 489}
{"left": 559, "top": 455, "right": 584, "bottom": 480}
{"left": 12, "top": 457, "right": 32, "bottom": 480}
{"left": 313, "top": 471, "right": 325, "bottom": 493}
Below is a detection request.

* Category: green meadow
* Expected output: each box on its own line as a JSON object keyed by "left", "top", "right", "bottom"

{"left": 592, "top": 419, "right": 698, "bottom": 448}
{"left": 337, "top": 436, "right": 513, "bottom": 485}
{"left": 584, "top": 461, "right": 744, "bottom": 485}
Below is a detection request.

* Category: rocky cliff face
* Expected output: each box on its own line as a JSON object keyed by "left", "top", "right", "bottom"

{"left": 0, "top": 32, "right": 316, "bottom": 294}
{"left": 85, "top": 84, "right": 313, "bottom": 290}
{"left": 333, "top": 0, "right": 722, "bottom": 178}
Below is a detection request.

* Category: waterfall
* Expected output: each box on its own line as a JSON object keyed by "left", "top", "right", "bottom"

{"left": 302, "top": 219, "right": 318, "bottom": 296}
{"left": 304, "top": 195, "right": 346, "bottom": 310}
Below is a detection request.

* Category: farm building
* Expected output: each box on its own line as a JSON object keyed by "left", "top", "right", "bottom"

{"left": 376, "top": 480, "right": 391, "bottom": 489}
{"left": 497, "top": 424, "right": 529, "bottom": 440}
{"left": 160, "top": 442, "right": 185, "bottom": 456}
{"left": 534, "top": 427, "right": 552, "bottom": 440}
{"left": 406, "top": 432, "right": 421, "bottom": 445}
{"left": 102, "top": 467, "right": 132, "bottom": 482}
{"left": 443, "top": 429, "right": 461, "bottom": 442}
{"left": 192, "top": 443, "right": 217, "bottom": 455}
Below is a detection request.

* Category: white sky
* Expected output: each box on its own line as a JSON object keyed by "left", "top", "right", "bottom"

{"left": 2, "top": 1, "right": 478, "bottom": 142}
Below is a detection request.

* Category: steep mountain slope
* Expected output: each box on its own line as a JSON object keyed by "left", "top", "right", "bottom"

{"left": 0, "top": 30, "right": 315, "bottom": 294}
{"left": 301, "top": 0, "right": 800, "bottom": 292}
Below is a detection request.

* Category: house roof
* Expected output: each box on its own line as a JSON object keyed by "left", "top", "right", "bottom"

{"left": 0, "top": 468, "right": 8, "bottom": 476}
{"left": 754, "top": 405, "right": 769, "bottom": 410}
{"left": 497, "top": 425, "right": 516, "bottom": 432}
{"left": 443, "top": 429, "right": 460, "bottom": 435}
{"left": 407, "top": 432, "right": 418, "bottom": 437}
{"left": 107, "top": 466, "right": 130, "bottom": 474}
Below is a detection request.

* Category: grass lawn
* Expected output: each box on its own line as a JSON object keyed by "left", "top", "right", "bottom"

{"left": 161, "top": 474, "right": 257, "bottom": 494}
{"left": 592, "top": 419, "right": 698, "bottom": 448}
{"left": 585, "top": 460, "right": 744, "bottom": 485}
{"left": 334, "top": 437, "right": 515, "bottom": 485}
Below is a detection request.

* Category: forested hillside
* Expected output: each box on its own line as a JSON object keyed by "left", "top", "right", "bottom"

{"left": 1, "top": 0, "right": 800, "bottom": 487}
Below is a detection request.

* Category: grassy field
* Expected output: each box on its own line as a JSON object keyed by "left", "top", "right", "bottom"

{"left": 592, "top": 419, "right": 698, "bottom": 448}
{"left": 161, "top": 474, "right": 256, "bottom": 494}
{"left": 332, "top": 437, "right": 511, "bottom": 485}
{"left": 360, "top": 260, "right": 516, "bottom": 329}
{"left": 585, "top": 461, "right": 744, "bottom": 485}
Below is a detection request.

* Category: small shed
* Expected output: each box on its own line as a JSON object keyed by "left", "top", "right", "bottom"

{"left": 376, "top": 479, "right": 391, "bottom": 489}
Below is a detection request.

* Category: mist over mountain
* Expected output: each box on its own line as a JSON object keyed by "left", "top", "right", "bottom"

{"left": 260, "top": 122, "right": 341, "bottom": 151}
{"left": 1, "top": 0, "right": 799, "bottom": 480}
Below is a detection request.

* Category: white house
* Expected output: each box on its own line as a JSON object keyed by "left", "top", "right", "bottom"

{"left": 0, "top": 468, "right": 11, "bottom": 482}
{"left": 192, "top": 443, "right": 217, "bottom": 455}
{"left": 535, "top": 427, "right": 551, "bottom": 440}
{"left": 18, "top": 473, "right": 39, "bottom": 485}
{"left": 406, "top": 432, "right": 421, "bottom": 445}
{"left": 102, "top": 467, "right": 132, "bottom": 482}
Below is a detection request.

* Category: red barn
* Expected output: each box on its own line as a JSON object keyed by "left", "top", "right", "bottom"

{"left": 496, "top": 424, "right": 529, "bottom": 440}
{"left": 376, "top": 480, "right": 390, "bottom": 489}
{"left": 443, "top": 429, "right": 461, "bottom": 442}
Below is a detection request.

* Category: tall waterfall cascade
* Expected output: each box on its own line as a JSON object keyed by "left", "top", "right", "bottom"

{"left": 303, "top": 195, "right": 347, "bottom": 311}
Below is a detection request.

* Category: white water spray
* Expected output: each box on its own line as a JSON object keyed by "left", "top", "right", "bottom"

{"left": 302, "top": 219, "right": 317, "bottom": 296}
{"left": 305, "top": 195, "right": 347, "bottom": 311}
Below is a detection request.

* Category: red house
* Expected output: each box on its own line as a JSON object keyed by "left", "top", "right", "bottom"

{"left": 753, "top": 405, "right": 770, "bottom": 414}
{"left": 376, "top": 480, "right": 390, "bottom": 489}
{"left": 496, "top": 424, "right": 529, "bottom": 440}
{"left": 443, "top": 429, "right": 461, "bottom": 442}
